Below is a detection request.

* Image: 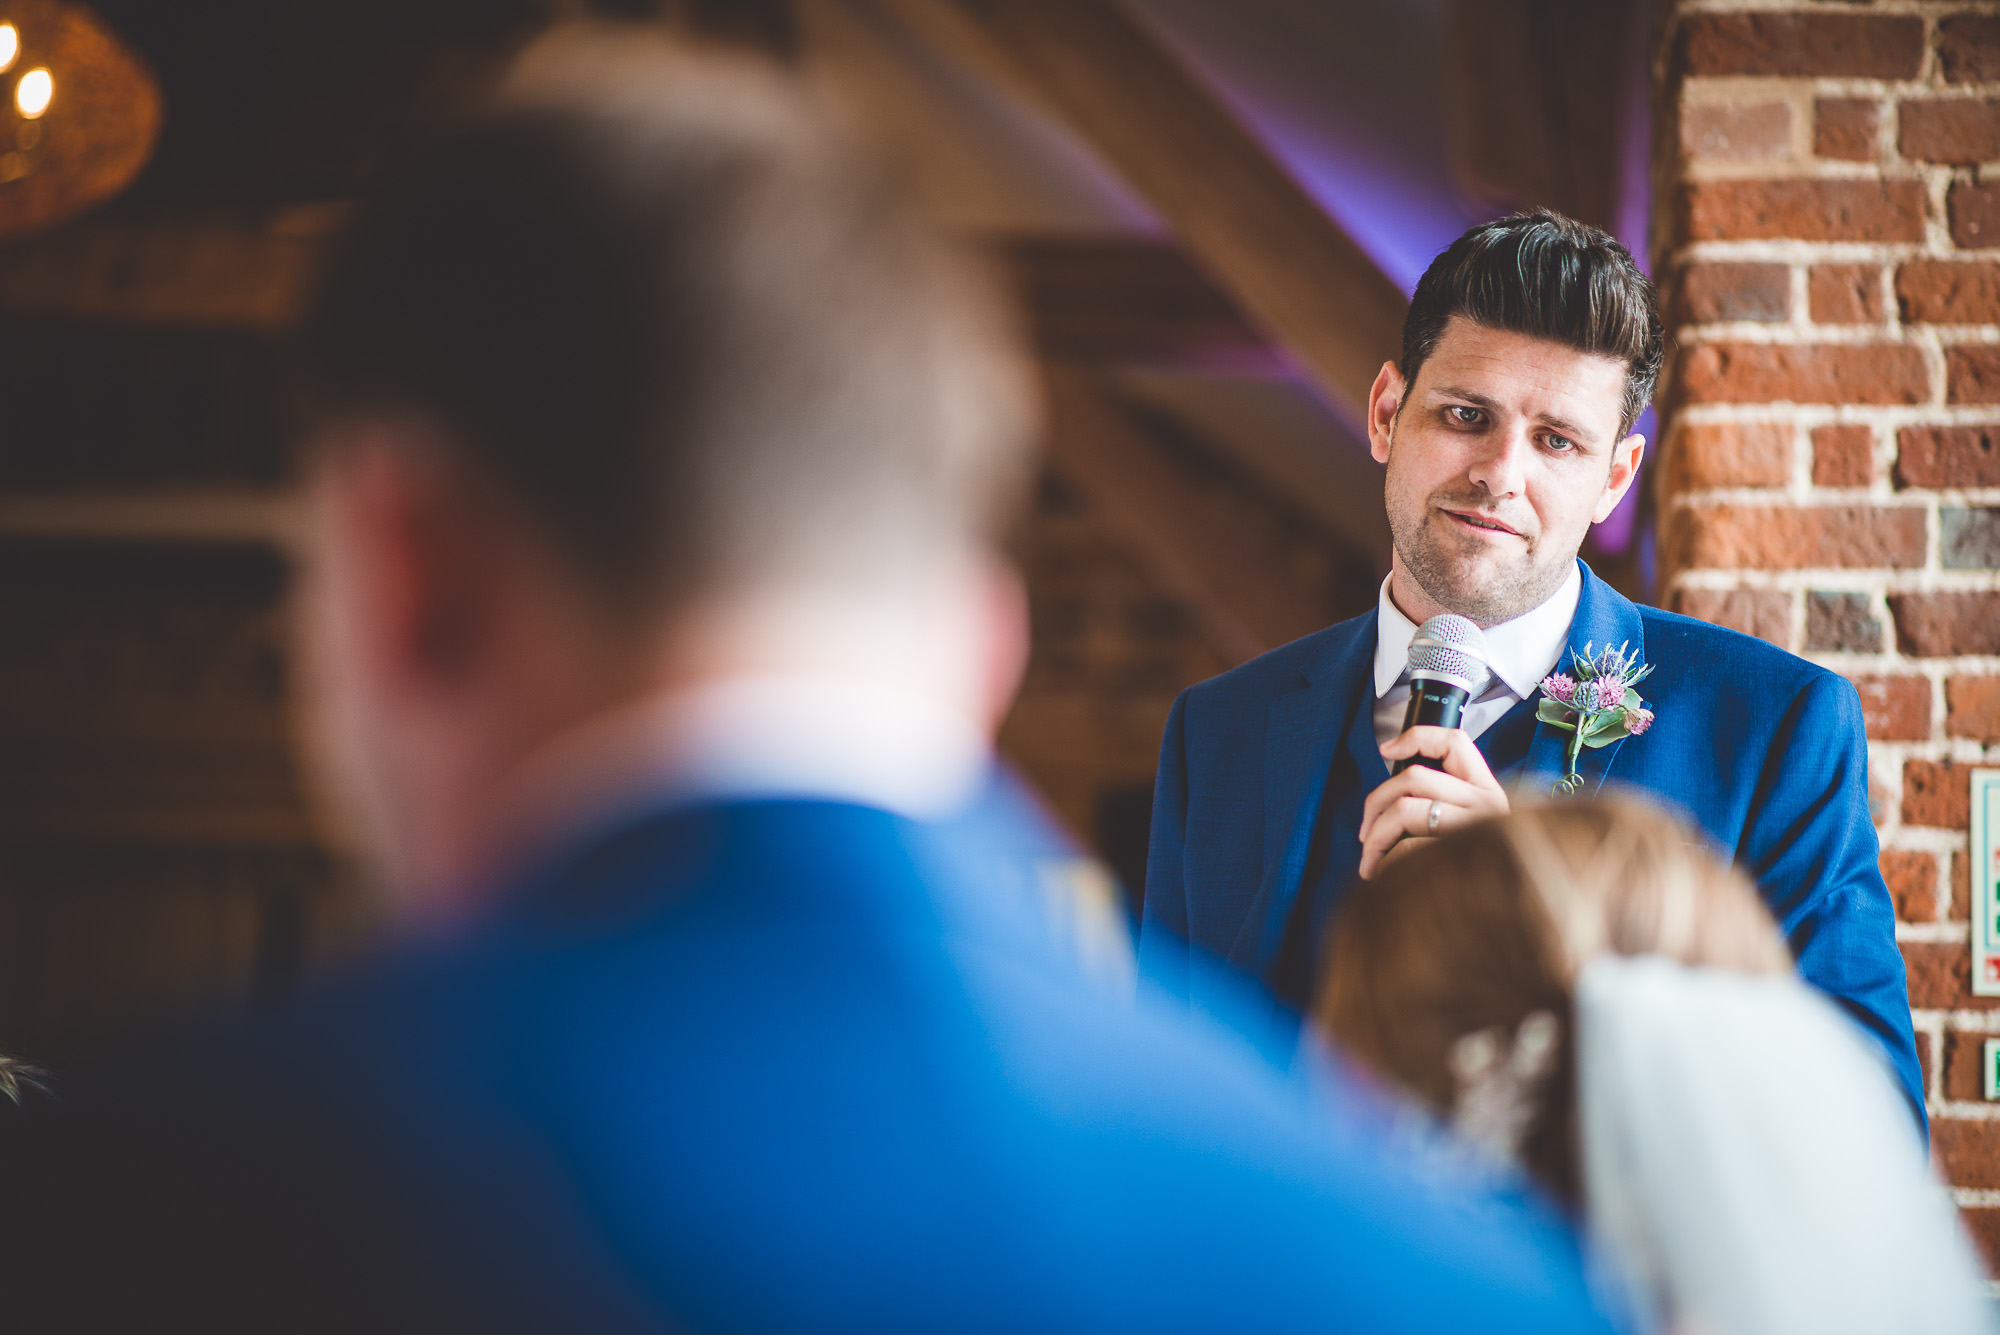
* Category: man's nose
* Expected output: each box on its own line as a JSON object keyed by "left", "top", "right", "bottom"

{"left": 1465, "top": 425, "right": 1531, "bottom": 498}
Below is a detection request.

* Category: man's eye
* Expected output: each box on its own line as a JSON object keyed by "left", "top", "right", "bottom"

{"left": 1447, "top": 406, "right": 1483, "bottom": 425}
{"left": 1545, "top": 433, "right": 1575, "bottom": 453}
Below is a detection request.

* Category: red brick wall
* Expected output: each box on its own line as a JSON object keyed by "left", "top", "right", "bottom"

{"left": 1656, "top": 1, "right": 2000, "bottom": 1264}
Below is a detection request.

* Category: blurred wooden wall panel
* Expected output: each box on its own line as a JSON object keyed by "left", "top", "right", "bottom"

{"left": 0, "top": 524, "right": 349, "bottom": 1058}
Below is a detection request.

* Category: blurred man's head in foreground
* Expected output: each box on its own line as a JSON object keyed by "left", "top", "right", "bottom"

{"left": 294, "top": 29, "right": 1035, "bottom": 904}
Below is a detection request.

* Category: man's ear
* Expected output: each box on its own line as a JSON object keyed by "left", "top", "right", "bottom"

{"left": 974, "top": 559, "right": 1030, "bottom": 736}
{"left": 1367, "top": 360, "right": 1405, "bottom": 465}
{"left": 1592, "top": 432, "right": 1647, "bottom": 524}
{"left": 322, "top": 433, "right": 497, "bottom": 694}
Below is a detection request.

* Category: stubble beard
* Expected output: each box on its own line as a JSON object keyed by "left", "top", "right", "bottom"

{"left": 1385, "top": 436, "right": 1572, "bottom": 628}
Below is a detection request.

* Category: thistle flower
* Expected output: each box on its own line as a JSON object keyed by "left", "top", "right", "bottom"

{"left": 1538, "top": 643, "right": 1658, "bottom": 796}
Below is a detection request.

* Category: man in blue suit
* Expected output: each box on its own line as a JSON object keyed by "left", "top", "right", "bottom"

{"left": 1144, "top": 211, "right": 1922, "bottom": 1123}
{"left": 7, "top": 35, "right": 1615, "bottom": 1334}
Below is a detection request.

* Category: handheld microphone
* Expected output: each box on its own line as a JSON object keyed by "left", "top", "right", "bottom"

{"left": 1393, "top": 614, "right": 1493, "bottom": 774}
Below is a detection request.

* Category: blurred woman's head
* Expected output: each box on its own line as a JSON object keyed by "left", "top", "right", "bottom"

{"left": 1313, "top": 794, "right": 1790, "bottom": 1207}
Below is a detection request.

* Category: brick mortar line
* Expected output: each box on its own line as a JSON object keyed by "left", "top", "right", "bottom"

{"left": 1938, "top": 1014, "right": 2000, "bottom": 1036}
{"left": 1782, "top": 488, "right": 2000, "bottom": 503}
{"left": 1668, "top": 235, "right": 1991, "bottom": 266}
{"left": 1673, "top": 2, "right": 1992, "bottom": 19}
{"left": 1820, "top": 655, "right": 2000, "bottom": 676}
{"left": 1663, "top": 557, "right": 2000, "bottom": 575}
{"left": 1669, "top": 403, "right": 2000, "bottom": 423}
{"left": 1919, "top": 1011, "right": 1948, "bottom": 1106}
{"left": 1675, "top": 238, "right": 1997, "bottom": 261}
{"left": 1682, "top": 76, "right": 2000, "bottom": 96}
{"left": 1902, "top": 921, "right": 1975, "bottom": 943}
{"left": 1672, "top": 325, "right": 2000, "bottom": 345}
{"left": 1673, "top": 249, "right": 2000, "bottom": 268}
{"left": 1664, "top": 501, "right": 2000, "bottom": 523}
{"left": 1667, "top": 483, "right": 2000, "bottom": 503}
{"left": 1678, "top": 159, "right": 1995, "bottom": 183}
{"left": 1863, "top": 738, "right": 1989, "bottom": 769}
{"left": 1862, "top": 737, "right": 1995, "bottom": 760}
{"left": 1667, "top": 569, "right": 2000, "bottom": 590}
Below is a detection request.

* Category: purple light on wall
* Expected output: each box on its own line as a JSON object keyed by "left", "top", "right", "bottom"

{"left": 1128, "top": 0, "right": 1481, "bottom": 297}
{"left": 1590, "top": 0, "right": 1656, "bottom": 563}
{"left": 1130, "top": 0, "right": 1658, "bottom": 567}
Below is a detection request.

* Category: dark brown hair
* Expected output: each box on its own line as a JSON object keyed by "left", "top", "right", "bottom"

{"left": 1401, "top": 210, "right": 1663, "bottom": 438}
{"left": 1314, "top": 795, "right": 1789, "bottom": 1208}
{"left": 300, "top": 29, "right": 1031, "bottom": 615}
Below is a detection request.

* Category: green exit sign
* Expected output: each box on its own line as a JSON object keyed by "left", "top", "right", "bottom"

{"left": 1987, "top": 1038, "right": 2000, "bottom": 1101}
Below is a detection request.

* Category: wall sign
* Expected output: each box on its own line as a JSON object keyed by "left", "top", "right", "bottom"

{"left": 1974, "top": 769, "right": 2000, "bottom": 996}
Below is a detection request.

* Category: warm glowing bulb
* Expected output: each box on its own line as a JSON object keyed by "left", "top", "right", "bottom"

{"left": 0, "top": 26, "right": 18, "bottom": 74}
{"left": 15, "top": 66, "right": 48, "bottom": 118}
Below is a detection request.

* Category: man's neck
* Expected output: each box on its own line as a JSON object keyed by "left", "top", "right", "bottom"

{"left": 1386, "top": 560, "right": 1569, "bottom": 630}
{"left": 418, "top": 582, "right": 1008, "bottom": 919}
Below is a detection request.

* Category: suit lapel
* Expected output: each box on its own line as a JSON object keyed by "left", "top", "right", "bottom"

{"left": 1520, "top": 561, "right": 1648, "bottom": 798}
{"left": 1225, "top": 619, "right": 1377, "bottom": 977}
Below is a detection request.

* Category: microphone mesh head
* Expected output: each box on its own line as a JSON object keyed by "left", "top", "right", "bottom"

{"left": 1408, "top": 614, "right": 1493, "bottom": 695}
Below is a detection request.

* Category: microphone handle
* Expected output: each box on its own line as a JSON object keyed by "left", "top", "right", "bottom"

{"left": 1392, "top": 679, "right": 1469, "bottom": 774}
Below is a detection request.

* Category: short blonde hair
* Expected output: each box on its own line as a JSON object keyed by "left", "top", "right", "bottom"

{"left": 304, "top": 27, "right": 1033, "bottom": 615}
{"left": 1314, "top": 793, "right": 1789, "bottom": 1206}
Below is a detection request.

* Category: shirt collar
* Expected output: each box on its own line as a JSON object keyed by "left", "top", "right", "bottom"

{"left": 501, "top": 673, "right": 993, "bottom": 866}
{"left": 1372, "top": 563, "right": 1583, "bottom": 701}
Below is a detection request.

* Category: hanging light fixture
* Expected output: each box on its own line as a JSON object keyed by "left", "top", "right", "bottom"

{"left": 0, "top": 1, "right": 158, "bottom": 240}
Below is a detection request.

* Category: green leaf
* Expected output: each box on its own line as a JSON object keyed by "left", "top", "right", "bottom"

{"left": 1582, "top": 719, "right": 1632, "bottom": 749}
{"left": 1536, "top": 699, "right": 1578, "bottom": 729}
{"left": 1622, "top": 688, "right": 1642, "bottom": 709}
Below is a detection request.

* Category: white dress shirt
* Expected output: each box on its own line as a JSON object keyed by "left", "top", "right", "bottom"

{"left": 502, "top": 673, "right": 994, "bottom": 877}
{"left": 495, "top": 673, "right": 1134, "bottom": 988}
{"left": 1371, "top": 566, "right": 1582, "bottom": 748}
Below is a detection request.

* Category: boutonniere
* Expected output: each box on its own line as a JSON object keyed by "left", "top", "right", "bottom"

{"left": 1536, "top": 642, "right": 1655, "bottom": 797}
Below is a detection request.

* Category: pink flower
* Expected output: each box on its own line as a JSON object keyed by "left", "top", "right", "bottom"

{"left": 1625, "top": 707, "right": 1654, "bottom": 737}
{"left": 1591, "top": 675, "right": 1628, "bottom": 710}
{"left": 1541, "top": 673, "right": 1577, "bottom": 705}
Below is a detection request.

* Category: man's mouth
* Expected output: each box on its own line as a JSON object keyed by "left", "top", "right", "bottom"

{"left": 1441, "top": 508, "right": 1522, "bottom": 537}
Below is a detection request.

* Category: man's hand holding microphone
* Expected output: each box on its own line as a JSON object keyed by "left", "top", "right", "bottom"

{"left": 1358, "top": 614, "right": 1511, "bottom": 878}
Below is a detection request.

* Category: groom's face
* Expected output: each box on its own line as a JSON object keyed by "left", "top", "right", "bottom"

{"left": 1368, "top": 316, "right": 1643, "bottom": 626}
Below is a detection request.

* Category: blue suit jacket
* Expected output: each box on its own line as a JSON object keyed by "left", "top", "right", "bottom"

{"left": 1144, "top": 561, "right": 1922, "bottom": 1123}
{"left": 10, "top": 781, "right": 1614, "bottom": 1333}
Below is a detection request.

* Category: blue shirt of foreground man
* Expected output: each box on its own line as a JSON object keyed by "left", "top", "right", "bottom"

{"left": 1143, "top": 211, "right": 1922, "bottom": 1125}
{"left": 5, "top": 33, "right": 1613, "bottom": 1335}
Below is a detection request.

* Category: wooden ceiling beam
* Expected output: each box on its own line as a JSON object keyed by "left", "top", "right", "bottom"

{"left": 1041, "top": 365, "right": 1331, "bottom": 664}
{"left": 998, "top": 236, "right": 1274, "bottom": 370}
{"left": 0, "top": 223, "right": 1284, "bottom": 378}
{"left": 663, "top": 0, "right": 800, "bottom": 61}
{"left": 942, "top": 0, "right": 1408, "bottom": 424}
{"left": 0, "top": 219, "right": 325, "bottom": 329}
